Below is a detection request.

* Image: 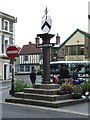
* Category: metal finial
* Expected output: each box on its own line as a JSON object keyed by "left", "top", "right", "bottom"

{"left": 44, "top": 6, "right": 48, "bottom": 20}
{"left": 41, "top": 6, "right": 52, "bottom": 33}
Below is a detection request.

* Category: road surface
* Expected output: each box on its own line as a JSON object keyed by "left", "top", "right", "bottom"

{"left": 0, "top": 76, "right": 89, "bottom": 119}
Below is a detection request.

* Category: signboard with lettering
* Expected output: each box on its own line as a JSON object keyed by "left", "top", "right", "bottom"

{"left": 67, "top": 55, "right": 83, "bottom": 61}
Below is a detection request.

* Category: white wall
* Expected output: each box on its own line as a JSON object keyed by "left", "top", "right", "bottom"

{"left": 0, "top": 59, "right": 3, "bottom": 80}
{"left": 88, "top": 1, "right": 90, "bottom": 33}
{"left": 0, "top": 36, "right": 1, "bottom": 54}
{"left": 0, "top": 18, "right": 2, "bottom": 30}
{"left": 66, "top": 32, "right": 85, "bottom": 46}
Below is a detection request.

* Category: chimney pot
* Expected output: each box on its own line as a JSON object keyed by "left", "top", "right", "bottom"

{"left": 29, "top": 42, "right": 31, "bottom": 44}
{"left": 56, "top": 33, "right": 60, "bottom": 44}
{"left": 35, "top": 36, "right": 40, "bottom": 45}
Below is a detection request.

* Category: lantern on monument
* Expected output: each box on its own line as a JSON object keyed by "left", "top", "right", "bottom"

{"left": 41, "top": 7, "right": 52, "bottom": 33}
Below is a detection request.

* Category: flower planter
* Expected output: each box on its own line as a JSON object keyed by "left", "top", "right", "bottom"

{"left": 71, "top": 94, "right": 81, "bottom": 99}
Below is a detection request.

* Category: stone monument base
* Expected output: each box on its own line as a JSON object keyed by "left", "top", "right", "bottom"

{"left": 5, "top": 83, "right": 87, "bottom": 108}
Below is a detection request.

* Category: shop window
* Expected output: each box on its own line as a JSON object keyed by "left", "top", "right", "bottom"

{"left": 25, "top": 65, "right": 30, "bottom": 72}
{"left": 20, "top": 65, "right": 24, "bottom": 72}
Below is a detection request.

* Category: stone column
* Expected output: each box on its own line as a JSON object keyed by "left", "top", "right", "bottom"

{"left": 37, "top": 33, "right": 55, "bottom": 84}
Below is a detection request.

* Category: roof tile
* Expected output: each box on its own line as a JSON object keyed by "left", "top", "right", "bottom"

{"left": 19, "top": 42, "right": 42, "bottom": 55}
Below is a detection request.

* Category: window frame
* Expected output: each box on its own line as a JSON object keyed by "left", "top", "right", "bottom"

{"left": 24, "top": 55, "right": 28, "bottom": 62}
{"left": 65, "top": 45, "right": 84, "bottom": 55}
{"left": 20, "top": 65, "right": 24, "bottom": 72}
{"left": 4, "top": 20, "right": 9, "bottom": 31}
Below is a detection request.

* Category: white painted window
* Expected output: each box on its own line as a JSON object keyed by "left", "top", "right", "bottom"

{"left": 25, "top": 65, "right": 30, "bottom": 72}
{"left": 9, "top": 21, "right": 13, "bottom": 32}
{"left": 20, "top": 65, "right": 24, "bottom": 72}
{"left": 4, "top": 20, "right": 9, "bottom": 31}
{"left": 3, "top": 36, "right": 9, "bottom": 53}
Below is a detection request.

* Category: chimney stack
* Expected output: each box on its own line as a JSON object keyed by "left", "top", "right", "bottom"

{"left": 35, "top": 36, "right": 40, "bottom": 45}
{"left": 56, "top": 33, "right": 60, "bottom": 44}
{"left": 29, "top": 42, "right": 31, "bottom": 44}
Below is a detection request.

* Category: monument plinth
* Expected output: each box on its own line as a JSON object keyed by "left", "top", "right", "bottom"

{"left": 5, "top": 7, "right": 85, "bottom": 108}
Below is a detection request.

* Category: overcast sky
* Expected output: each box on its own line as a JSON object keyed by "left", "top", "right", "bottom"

{"left": 0, "top": 0, "right": 89, "bottom": 47}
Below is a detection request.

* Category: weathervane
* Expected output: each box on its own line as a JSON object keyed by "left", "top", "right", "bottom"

{"left": 41, "top": 7, "right": 52, "bottom": 33}
{"left": 45, "top": 6, "right": 48, "bottom": 20}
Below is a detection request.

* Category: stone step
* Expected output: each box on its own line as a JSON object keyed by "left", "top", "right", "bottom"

{"left": 33, "top": 84, "right": 60, "bottom": 89}
{"left": 5, "top": 97, "right": 87, "bottom": 108}
{"left": 14, "top": 92, "right": 72, "bottom": 101}
{"left": 24, "top": 88, "right": 60, "bottom": 95}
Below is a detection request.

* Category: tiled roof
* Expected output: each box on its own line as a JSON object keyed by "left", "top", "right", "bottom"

{"left": 19, "top": 42, "right": 42, "bottom": 55}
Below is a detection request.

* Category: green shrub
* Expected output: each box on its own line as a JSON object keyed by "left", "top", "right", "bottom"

{"left": 23, "top": 83, "right": 32, "bottom": 88}
{"left": 72, "top": 85, "right": 83, "bottom": 95}
{"left": 81, "top": 80, "right": 90, "bottom": 94}
{"left": 71, "top": 85, "right": 83, "bottom": 99}
{"left": 14, "top": 80, "right": 32, "bottom": 92}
